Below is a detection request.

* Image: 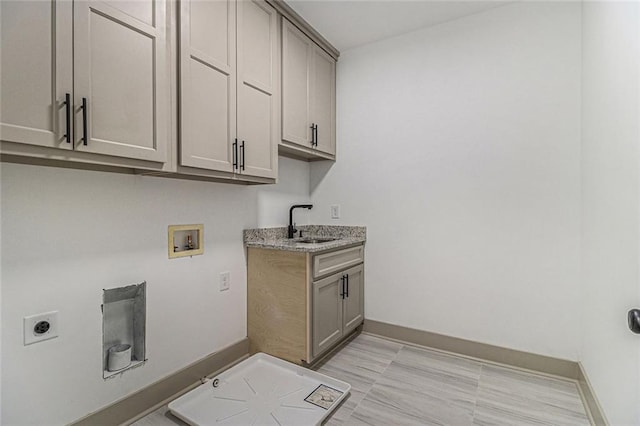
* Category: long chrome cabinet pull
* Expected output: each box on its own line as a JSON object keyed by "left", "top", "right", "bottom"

{"left": 81, "top": 97, "right": 88, "bottom": 146}
{"left": 240, "top": 140, "right": 245, "bottom": 171}
{"left": 63, "top": 93, "right": 71, "bottom": 144}
{"left": 233, "top": 139, "right": 238, "bottom": 169}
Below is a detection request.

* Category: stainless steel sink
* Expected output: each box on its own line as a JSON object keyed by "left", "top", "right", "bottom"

{"left": 298, "top": 237, "right": 338, "bottom": 244}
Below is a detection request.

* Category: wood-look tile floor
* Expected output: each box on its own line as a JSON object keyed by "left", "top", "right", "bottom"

{"left": 132, "top": 334, "right": 591, "bottom": 426}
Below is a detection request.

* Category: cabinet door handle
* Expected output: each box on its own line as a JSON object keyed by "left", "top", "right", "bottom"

{"left": 310, "top": 123, "right": 315, "bottom": 146}
{"left": 63, "top": 93, "right": 71, "bottom": 144}
{"left": 314, "top": 124, "right": 318, "bottom": 147}
{"left": 340, "top": 275, "right": 346, "bottom": 299}
{"left": 346, "top": 273, "right": 349, "bottom": 298}
{"left": 233, "top": 139, "right": 238, "bottom": 169}
{"left": 240, "top": 140, "right": 245, "bottom": 171}
{"left": 81, "top": 97, "right": 88, "bottom": 146}
{"left": 628, "top": 309, "right": 640, "bottom": 334}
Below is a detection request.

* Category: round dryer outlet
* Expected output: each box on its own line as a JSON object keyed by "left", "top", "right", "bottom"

{"left": 24, "top": 311, "right": 59, "bottom": 345}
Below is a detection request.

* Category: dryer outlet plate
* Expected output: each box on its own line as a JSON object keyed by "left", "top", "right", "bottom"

{"left": 24, "top": 311, "right": 59, "bottom": 345}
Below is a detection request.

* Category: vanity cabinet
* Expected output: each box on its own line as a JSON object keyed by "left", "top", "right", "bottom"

{"left": 179, "top": 0, "right": 278, "bottom": 180}
{"left": 247, "top": 243, "right": 364, "bottom": 365}
{"left": 281, "top": 18, "right": 336, "bottom": 160}
{"left": 313, "top": 264, "right": 364, "bottom": 357}
{"left": 0, "top": 0, "right": 169, "bottom": 165}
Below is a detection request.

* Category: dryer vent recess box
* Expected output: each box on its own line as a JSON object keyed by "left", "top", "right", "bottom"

{"left": 102, "top": 282, "right": 146, "bottom": 378}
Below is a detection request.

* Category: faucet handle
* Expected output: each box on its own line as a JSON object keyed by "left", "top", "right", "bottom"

{"left": 299, "top": 229, "right": 304, "bottom": 238}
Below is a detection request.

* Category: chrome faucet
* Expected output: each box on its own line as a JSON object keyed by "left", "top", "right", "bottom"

{"left": 288, "top": 204, "right": 313, "bottom": 238}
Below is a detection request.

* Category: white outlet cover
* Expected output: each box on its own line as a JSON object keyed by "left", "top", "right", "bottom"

{"left": 24, "top": 311, "right": 59, "bottom": 345}
{"left": 220, "top": 271, "right": 230, "bottom": 291}
{"left": 331, "top": 205, "right": 341, "bottom": 219}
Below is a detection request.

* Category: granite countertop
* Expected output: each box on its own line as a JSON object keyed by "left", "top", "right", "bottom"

{"left": 243, "top": 225, "right": 366, "bottom": 253}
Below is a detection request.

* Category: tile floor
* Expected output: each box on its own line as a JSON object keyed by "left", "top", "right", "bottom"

{"left": 132, "top": 333, "right": 591, "bottom": 425}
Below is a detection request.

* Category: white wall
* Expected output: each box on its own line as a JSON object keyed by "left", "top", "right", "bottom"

{"left": 581, "top": 2, "right": 640, "bottom": 424}
{"left": 310, "top": 1, "right": 583, "bottom": 360}
{"left": 0, "top": 157, "right": 307, "bottom": 425}
{"left": 252, "top": 157, "right": 312, "bottom": 227}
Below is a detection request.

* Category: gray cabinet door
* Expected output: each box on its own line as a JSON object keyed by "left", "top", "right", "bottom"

{"left": 237, "top": 0, "right": 278, "bottom": 179}
{"left": 0, "top": 0, "right": 73, "bottom": 149}
{"left": 179, "top": 0, "right": 236, "bottom": 172}
{"left": 312, "top": 272, "right": 344, "bottom": 357}
{"left": 342, "top": 264, "right": 364, "bottom": 335}
{"left": 74, "top": 0, "right": 169, "bottom": 162}
{"left": 282, "top": 19, "right": 312, "bottom": 148}
{"left": 310, "top": 46, "right": 336, "bottom": 155}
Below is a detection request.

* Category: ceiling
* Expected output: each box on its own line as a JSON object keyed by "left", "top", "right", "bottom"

{"left": 286, "top": 1, "right": 512, "bottom": 52}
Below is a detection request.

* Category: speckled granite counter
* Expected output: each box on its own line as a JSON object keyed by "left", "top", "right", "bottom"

{"left": 243, "top": 225, "right": 366, "bottom": 253}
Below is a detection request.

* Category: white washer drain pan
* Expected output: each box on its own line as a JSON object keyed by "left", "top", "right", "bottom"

{"left": 168, "top": 353, "right": 351, "bottom": 426}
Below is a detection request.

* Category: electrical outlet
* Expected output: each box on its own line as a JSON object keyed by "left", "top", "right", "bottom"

{"left": 331, "top": 205, "right": 341, "bottom": 219}
{"left": 220, "top": 272, "right": 230, "bottom": 291}
{"left": 24, "top": 311, "right": 59, "bottom": 345}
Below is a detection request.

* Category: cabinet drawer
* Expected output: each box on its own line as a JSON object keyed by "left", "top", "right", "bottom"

{"left": 313, "top": 245, "right": 363, "bottom": 279}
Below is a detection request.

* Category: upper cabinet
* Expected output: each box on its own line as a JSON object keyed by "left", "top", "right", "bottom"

{"left": 281, "top": 19, "right": 336, "bottom": 160}
{"left": 0, "top": 0, "right": 170, "bottom": 164}
{"left": 179, "top": 0, "right": 278, "bottom": 180}
{"left": 1, "top": 0, "right": 338, "bottom": 181}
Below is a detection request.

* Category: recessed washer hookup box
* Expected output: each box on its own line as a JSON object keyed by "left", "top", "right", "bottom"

{"left": 168, "top": 353, "right": 351, "bottom": 426}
